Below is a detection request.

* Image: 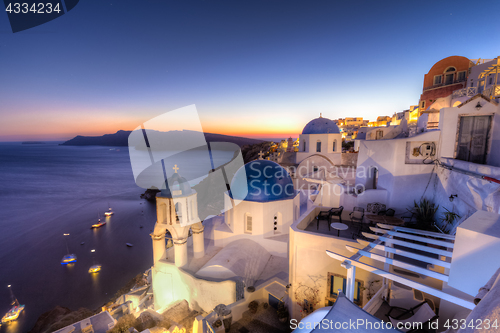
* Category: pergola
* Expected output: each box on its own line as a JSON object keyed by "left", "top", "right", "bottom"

{"left": 326, "top": 223, "right": 476, "bottom": 310}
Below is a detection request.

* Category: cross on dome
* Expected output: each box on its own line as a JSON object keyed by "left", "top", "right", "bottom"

{"left": 258, "top": 151, "right": 264, "bottom": 160}
{"left": 173, "top": 164, "right": 179, "bottom": 173}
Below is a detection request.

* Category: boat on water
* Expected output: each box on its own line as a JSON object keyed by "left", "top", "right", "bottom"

{"left": 61, "top": 254, "right": 77, "bottom": 264}
{"left": 104, "top": 202, "right": 113, "bottom": 216}
{"left": 91, "top": 221, "right": 106, "bottom": 229}
{"left": 1, "top": 286, "right": 25, "bottom": 324}
{"left": 88, "top": 265, "right": 102, "bottom": 273}
{"left": 91, "top": 212, "right": 106, "bottom": 229}
{"left": 61, "top": 233, "right": 77, "bottom": 264}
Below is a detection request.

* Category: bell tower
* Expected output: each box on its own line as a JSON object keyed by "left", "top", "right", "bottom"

{"left": 151, "top": 166, "right": 204, "bottom": 268}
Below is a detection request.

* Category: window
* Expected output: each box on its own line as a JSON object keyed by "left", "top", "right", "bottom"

{"left": 316, "top": 141, "right": 321, "bottom": 152}
{"left": 245, "top": 214, "right": 252, "bottom": 233}
{"left": 332, "top": 140, "right": 336, "bottom": 152}
{"left": 175, "top": 202, "right": 182, "bottom": 223}
{"left": 327, "top": 273, "right": 363, "bottom": 305}
{"left": 303, "top": 141, "right": 306, "bottom": 152}
{"left": 420, "top": 100, "right": 426, "bottom": 109}
{"left": 470, "top": 79, "right": 474, "bottom": 87}
{"left": 313, "top": 166, "right": 318, "bottom": 172}
{"left": 433, "top": 75, "right": 442, "bottom": 85}
{"left": 457, "top": 71, "right": 466, "bottom": 82}
{"left": 445, "top": 66, "right": 456, "bottom": 72}
{"left": 376, "top": 130, "right": 383, "bottom": 140}
{"left": 489, "top": 76, "right": 493, "bottom": 85}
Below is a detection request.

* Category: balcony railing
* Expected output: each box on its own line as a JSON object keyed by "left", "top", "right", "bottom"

{"left": 452, "top": 87, "right": 477, "bottom": 98}
{"left": 423, "top": 78, "right": 467, "bottom": 91}
{"left": 482, "top": 85, "right": 500, "bottom": 99}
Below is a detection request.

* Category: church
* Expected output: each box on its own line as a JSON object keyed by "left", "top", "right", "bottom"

{"left": 146, "top": 115, "right": 352, "bottom": 328}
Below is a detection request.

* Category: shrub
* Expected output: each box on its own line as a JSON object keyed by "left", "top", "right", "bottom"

{"left": 408, "top": 198, "right": 438, "bottom": 230}
{"left": 248, "top": 301, "right": 258, "bottom": 314}
{"left": 107, "top": 314, "right": 137, "bottom": 333}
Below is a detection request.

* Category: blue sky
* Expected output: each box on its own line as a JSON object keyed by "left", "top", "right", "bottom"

{"left": 1, "top": 0, "right": 499, "bottom": 140}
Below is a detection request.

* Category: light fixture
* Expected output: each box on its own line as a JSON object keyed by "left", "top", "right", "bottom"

{"left": 449, "top": 194, "right": 458, "bottom": 202}
{"left": 91, "top": 249, "right": 95, "bottom": 252}
{"left": 475, "top": 102, "right": 482, "bottom": 110}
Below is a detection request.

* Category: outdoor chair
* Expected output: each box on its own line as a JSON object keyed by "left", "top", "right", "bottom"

{"left": 349, "top": 207, "right": 365, "bottom": 222}
{"left": 385, "top": 208, "right": 395, "bottom": 216}
{"left": 329, "top": 206, "right": 344, "bottom": 223}
{"left": 387, "top": 301, "right": 438, "bottom": 333}
{"left": 316, "top": 210, "right": 331, "bottom": 231}
{"left": 349, "top": 207, "right": 365, "bottom": 239}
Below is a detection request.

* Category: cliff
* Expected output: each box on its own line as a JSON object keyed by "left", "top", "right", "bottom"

{"left": 61, "top": 130, "right": 265, "bottom": 148}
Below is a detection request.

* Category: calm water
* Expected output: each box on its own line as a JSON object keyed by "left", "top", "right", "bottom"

{"left": 0, "top": 143, "right": 233, "bottom": 333}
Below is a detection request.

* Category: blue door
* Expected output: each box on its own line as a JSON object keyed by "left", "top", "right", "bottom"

{"left": 269, "top": 294, "right": 281, "bottom": 309}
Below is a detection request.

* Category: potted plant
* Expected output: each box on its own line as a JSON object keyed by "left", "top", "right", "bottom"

{"left": 441, "top": 207, "right": 460, "bottom": 233}
{"left": 277, "top": 303, "right": 289, "bottom": 323}
{"left": 408, "top": 198, "right": 438, "bottom": 231}
{"left": 248, "top": 300, "right": 258, "bottom": 314}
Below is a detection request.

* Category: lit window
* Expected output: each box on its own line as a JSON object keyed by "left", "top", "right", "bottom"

{"left": 434, "top": 75, "right": 442, "bottom": 85}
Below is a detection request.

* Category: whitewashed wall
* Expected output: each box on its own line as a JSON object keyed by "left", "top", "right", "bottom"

{"left": 355, "top": 131, "right": 440, "bottom": 212}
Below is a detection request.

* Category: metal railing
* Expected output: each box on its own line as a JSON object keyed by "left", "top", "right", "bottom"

{"left": 423, "top": 78, "right": 467, "bottom": 91}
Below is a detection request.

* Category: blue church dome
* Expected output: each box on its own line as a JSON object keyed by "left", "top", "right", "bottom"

{"left": 302, "top": 116, "right": 340, "bottom": 134}
{"left": 160, "top": 172, "right": 192, "bottom": 198}
{"left": 230, "top": 160, "right": 296, "bottom": 202}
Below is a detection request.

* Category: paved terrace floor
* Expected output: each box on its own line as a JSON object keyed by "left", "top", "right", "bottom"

{"left": 302, "top": 210, "right": 372, "bottom": 241}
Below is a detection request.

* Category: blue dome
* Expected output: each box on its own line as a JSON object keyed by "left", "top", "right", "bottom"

{"left": 302, "top": 117, "right": 340, "bottom": 134}
{"left": 230, "top": 160, "right": 296, "bottom": 202}
{"left": 160, "top": 173, "right": 192, "bottom": 198}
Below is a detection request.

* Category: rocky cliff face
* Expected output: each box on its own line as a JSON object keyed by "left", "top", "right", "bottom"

{"left": 28, "top": 306, "right": 95, "bottom": 333}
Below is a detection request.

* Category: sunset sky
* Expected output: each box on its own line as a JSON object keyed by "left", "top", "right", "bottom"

{"left": 1, "top": 0, "right": 500, "bottom": 141}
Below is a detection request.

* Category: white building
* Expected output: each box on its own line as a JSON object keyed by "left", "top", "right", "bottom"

{"left": 296, "top": 115, "right": 342, "bottom": 166}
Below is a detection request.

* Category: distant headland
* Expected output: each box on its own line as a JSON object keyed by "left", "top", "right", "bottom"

{"left": 60, "top": 130, "right": 266, "bottom": 147}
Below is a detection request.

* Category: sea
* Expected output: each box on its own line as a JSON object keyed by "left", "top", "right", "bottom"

{"left": 0, "top": 142, "right": 233, "bottom": 333}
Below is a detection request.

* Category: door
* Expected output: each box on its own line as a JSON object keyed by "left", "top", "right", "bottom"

{"left": 269, "top": 294, "right": 281, "bottom": 309}
{"left": 478, "top": 80, "right": 485, "bottom": 93}
{"left": 445, "top": 73, "right": 454, "bottom": 85}
{"left": 457, "top": 116, "right": 491, "bottom": 164}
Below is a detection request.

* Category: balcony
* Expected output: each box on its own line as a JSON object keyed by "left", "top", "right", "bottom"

{"left": 451, "top": 87, "right": 477, "bottom": 98}
{"left": 423, "top": 78, "right": 466, "bottom": 91}
{"left": 483, "top": 85, "right": 500, "bottom": 99}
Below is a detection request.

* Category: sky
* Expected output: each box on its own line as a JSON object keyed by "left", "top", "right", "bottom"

{"left": 1, "top": 0, "right": 500, "bottom": 141}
